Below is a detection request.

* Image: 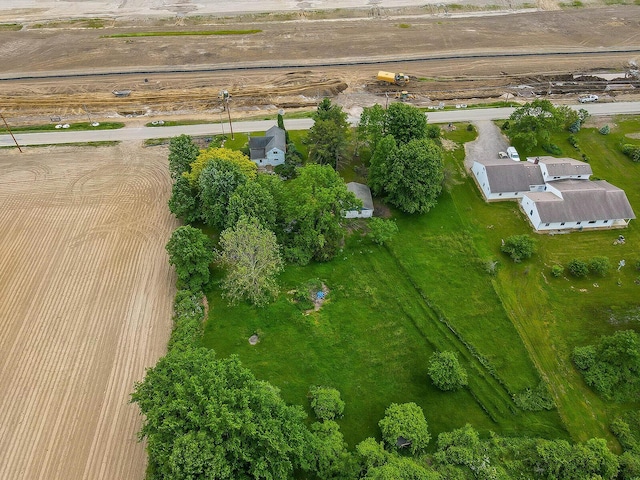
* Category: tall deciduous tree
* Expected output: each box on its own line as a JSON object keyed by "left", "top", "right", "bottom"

{"left": 385, "top": 138, "right": 444, "bottom": 214}
{"left": 165, "top": 226, "right": 214, "bottom": 292}
{"left": 226, "top": 179, "right": 277, "bottom": 231}
{"left": 279, "top": 164, "right": 360, "bottom": 265}
{"left": 185, "top": 147, "right": 256, "bottom": 187}
{"left": 218, "top": 217, "right": 283, "bottom": 306}
{"left": 199, "top": 160, "right": 248, "bottom": 230}
{"left": 358, "top": 104, "right": 388, "bottom": 152}
{"left": 168, "top": 134, "right": 200, "bottom": 180}
{"left": 378, "top": 402, "right": 431, "bottom": 455}
{"left": 507, "top": 99, "right": 567, "bottom": 149}
{"left": 307, "top": 98, "right": 349, "bottom": 169}
{"left": 368, "top": 134, "right": 397, "bottom": 197}
{"left": 131, "top": 348, "right": 312, "bottom": 480}
{"left": 385, "top": 102, "right": 427, "bottom": 145}
{"left": 168, "top": 174, "right": 200, "bottom": 224}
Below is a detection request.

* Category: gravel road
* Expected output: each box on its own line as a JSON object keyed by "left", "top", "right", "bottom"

{"left": 464, "top": 121, "right": 510, "bottom": 170}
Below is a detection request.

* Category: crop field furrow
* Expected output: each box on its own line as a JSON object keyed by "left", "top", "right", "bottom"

{"left": 0, "top": 144, "right": 177, "bottom": 480}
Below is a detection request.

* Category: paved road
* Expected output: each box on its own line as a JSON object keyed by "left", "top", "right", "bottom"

{"left": 2, "top": 102, "right": 640, "bottom": 147}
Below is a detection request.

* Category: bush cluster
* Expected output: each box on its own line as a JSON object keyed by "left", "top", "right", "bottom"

{"left": 501, "top": 234, "right": 536, "bottom": 263}
{"left": 622, "top": 144, "right": 640, "bottom": 162}
{"left": 573, "top": 330, "right": 640, "bottom": 401}
{"left": 167, "top": 289, "right": 205, "bottom": 352}
{"left": 567, "top": 257, "right": 611, "bottom": 278}
{"left": 308, "top": 386, "right": 345, "bottom": 421}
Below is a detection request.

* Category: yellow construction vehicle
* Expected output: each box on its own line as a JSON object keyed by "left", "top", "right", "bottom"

{"left": 377, "top": 71, "right": 409, "bottom": 85}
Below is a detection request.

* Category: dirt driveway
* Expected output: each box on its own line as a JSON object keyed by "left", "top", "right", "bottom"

{"left": 0, "top": 142, "right": 177, "bottom": 480}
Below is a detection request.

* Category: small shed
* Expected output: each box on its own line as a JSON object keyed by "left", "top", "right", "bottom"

{"left": 344, "top": 182, "right": 374, "bottom": 218}
{"left": 396, "top": 436, "right": 412, "bottom": 449}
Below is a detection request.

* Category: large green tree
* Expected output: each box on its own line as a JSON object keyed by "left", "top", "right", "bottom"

{"left": 226, "top": 179, "right": 277, "bottom": 231}
{"left": 507, "top": 99, "right": 568, "bottom": 149}
{"left": 131, "top": 348, "right": 312, "bottom": 480}
{"left": 378, "top": 402, "right": 431, "bottom": 455}
{"left": 385, "top": 102, "right": 428, "bottom": 145}
{"left": 428, "top": 351, "right": 468, "bottom": 392}
{"left": 368, "top": 134, "right": 397, "bottom": 197}
{"left": 357, "top": 104, "right": 387, "bottom": 152}
{"left": 307, "top": 98, "right": 349, "bottom": 169}
{"left": 573, "top": 330, "right": 640, "bottom": 401}
{"left": 385, "top": 138, "right": 444, "bottom": 214}
{"left": 168, "top": 174, "right": 200, "bottom": 224}
{"left": 165, "top": 226, "right": 214, "bottom": 292}
{"left": 199, "top": 159, "right": 248, "bottom": 230}
{"left": 279, "top": 164, "right": 360, "bottom": 264}
{"left": 218, "top": 217, "right": 283, "bottom": 307}
{"left": 168, "top": 134, "right": 200, "bottom": 180}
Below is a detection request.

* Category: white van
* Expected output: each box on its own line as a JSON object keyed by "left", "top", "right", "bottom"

{"left": 506, "top": 147, "right": 520, "bottom": 161}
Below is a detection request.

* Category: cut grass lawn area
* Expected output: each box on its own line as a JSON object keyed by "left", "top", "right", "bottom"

{"left": 0, "top": 122, "right": 124, "bottom": 134}
{"left": 481, "top": 117, "right": 640, "bottom": 448}
{"left": 204, "top": 116, "right": 640, "bottom": 450}
{"left": 204, "top": 125, "right": 567, "bottom": 447}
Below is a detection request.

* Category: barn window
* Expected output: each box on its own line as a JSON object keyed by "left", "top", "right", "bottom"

{"left": 588, "top": 220, "right": 596, "bottom": 224}
{"left": 545, "top": 223, "right": 550, "bottom": 227}
{"left": 577, "top": 221, "right": 582, "bottom": 225}
{"left": 530, "top": 210, "right": 533, "bottom": 215}
{"left": 560, "top": 222, "right": 565, "bottom": 226}
{"left": 604, "top": 220, "right": 609, "bottom": 223}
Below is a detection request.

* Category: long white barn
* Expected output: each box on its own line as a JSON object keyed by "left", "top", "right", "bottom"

{"left": 471, "top": 156, "right": 635, "bottom": 232}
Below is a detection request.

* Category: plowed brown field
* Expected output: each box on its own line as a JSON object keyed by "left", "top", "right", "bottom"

{"left": 0, "top": 143, "right": 178, "bottom": 480}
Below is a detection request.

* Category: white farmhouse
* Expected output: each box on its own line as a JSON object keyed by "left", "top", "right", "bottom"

{"left": 522, "top": 180, "right": 635, "bottom": 231}
{"left": 471, "top": 155, "right": 635, "bottom": 232}
{"left": 471, "top": 158, "right": 545, "bottom": 200}
{"left": 344, "top": 182, "right": 374, "bottom": 218}
{"left": 249, "top": 125, "right": 286, "bottom": 166}
{"left": 527, "top": 156, "right": 592, "bottom": 181}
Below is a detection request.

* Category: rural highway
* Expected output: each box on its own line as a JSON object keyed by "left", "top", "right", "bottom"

{"left": 2, "top": 101, "right": 640, "bottom": 147}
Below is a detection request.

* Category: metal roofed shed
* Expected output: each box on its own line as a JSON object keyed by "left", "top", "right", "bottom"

{"left": 344, "top": 182, "right": 374, "bottom": 218}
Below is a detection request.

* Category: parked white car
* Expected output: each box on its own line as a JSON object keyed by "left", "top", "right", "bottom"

{"left": 506, "top": 146, "right": 520, "bottom": 161}
{"left": 579, "top": 94, "right": 599, "bottom": 103}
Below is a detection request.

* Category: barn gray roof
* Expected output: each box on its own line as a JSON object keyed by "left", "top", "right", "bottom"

{"left": 347, "top": 182, "right": 374, "bottom": 210}
{"left": 524, "top": 180, "right": 635, "bottom": 222}
{"left": 476, "top": 159, "right": 544, "bottom": 193}
{"left": 249, "top": 125, "right": 286, "bottom": 160}
{"left": 529, "top": 156, "right": 593, "bottom": 177}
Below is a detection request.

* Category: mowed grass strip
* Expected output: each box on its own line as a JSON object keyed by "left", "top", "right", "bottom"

{"left": 203, "top": 237, "right": 548, "bottom": 448}
{"left": 203, "top": 126, "right": 567, "bottom": 446}
{"left": 0, "top": 122, "right": 124, "bottom": 134}
{"left": 456, "top": 117, "right": 640, "bottom": 448}
{"left": 102, "top": 29, "right": 261, "bottom": 38}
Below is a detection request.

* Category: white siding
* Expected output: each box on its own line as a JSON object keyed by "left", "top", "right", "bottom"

{"left": 344, "top": 208, "right": 374, "bottom": 219}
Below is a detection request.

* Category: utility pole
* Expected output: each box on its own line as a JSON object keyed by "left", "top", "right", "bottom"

{"left": 1, "top": 112, "right": 23, "bottom": 153}
{"left": 219, "top": 90, "right": 234, "bottom": 140}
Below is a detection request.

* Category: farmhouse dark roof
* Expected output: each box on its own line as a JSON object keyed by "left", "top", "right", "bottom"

{"left": 346, "top": 182, "right": 374, "bottom": 211}
{"left": 530, "top": 156, "right": 593, "bottom": 177}
{"left": 525, "top": 179, "right": 636, "bottom": 222}
{"left": 476, "top": 158, "right": 544, "bottom": 193}
{"left": 249, "top": 125, "right": 286, "bottom": 160}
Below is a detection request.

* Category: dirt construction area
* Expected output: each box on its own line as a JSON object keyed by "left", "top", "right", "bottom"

{"left": 1, "top": 5, "right": 640, "bottom": 125}
{"left": 0, "top": 143, "right": 178, "bottom": 479}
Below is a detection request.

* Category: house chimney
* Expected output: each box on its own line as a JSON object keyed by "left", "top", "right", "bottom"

{"left": 534, "top": 157, "right": 540, "bottom": 164}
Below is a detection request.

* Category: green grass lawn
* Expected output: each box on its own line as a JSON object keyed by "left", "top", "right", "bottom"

{"left": 0, "top": 121, "right": 124, "bottom": 134}
{"left": 203, "top": 116, "right": 640, "bottom": 451}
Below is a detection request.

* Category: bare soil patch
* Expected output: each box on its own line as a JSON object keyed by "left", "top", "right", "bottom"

{"left": 0, "top": 142, "right": 178, "bottom": 480}
{"left": 0, "top": 6, "right": 639, "bottom": 124}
